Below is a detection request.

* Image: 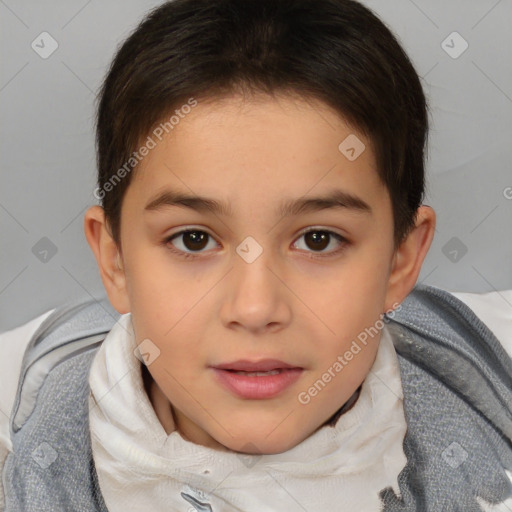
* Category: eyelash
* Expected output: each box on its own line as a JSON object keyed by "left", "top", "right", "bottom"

{"left": 162, "top": 227, "right": 349, "bottom": 260}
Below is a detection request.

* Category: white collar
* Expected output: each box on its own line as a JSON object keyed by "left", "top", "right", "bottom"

{"left": 89, "top": 314, "right": 407, "bottom": 511}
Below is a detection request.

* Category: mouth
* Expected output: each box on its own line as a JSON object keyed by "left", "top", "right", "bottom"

{"left": 210, "top": 359, "right": 304, "bottom": 399}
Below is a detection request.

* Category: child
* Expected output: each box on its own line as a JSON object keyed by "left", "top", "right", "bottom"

{"left": 1, "top": 0, "right": 511, "bottom": 510}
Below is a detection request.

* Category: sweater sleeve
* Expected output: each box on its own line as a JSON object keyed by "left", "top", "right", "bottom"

{"left": 0, "top": 308, "right": 55, "bottom": 510}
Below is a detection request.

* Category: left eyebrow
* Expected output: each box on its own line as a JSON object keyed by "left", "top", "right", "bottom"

{"left": 144, "top": 188, "right": 372, "bottom": 217}
{"left": 279, "top": 189, "right": 372, "bottom": 217}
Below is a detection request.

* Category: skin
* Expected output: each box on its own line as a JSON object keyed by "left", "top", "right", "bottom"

{"left": 84, "top": 92, "right": 435, "bottom": 455}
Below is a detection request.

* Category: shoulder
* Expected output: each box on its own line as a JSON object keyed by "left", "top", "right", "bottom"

{"left": 381, "top": 285, "right": 512, "bottom": 509}
{"left": 387, "top": 283, "right": 512, "bottom": 436}
{"left": 0, "top": 307, "right": 55, "bottom": 510}
{"left": 0, "top": 308, "right": 55, "bottom": 451}
{"left": 390, "top": 284, "right": 512, "bottom": 363}
{"left": 0, "top": 298, "right": 120, "bottom": 509}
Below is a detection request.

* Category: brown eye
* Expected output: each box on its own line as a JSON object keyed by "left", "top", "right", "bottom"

{"left": 166, "top": 229, "right": 218, "bottom": 255}
{"left": 304, "top": 231, "right": 330, "bottom": 251}
{"left": 182, "top": 230, "right": 208, "bottom": 251}
{"left": 293, "top": 229, "right": 347, "bottom": 256}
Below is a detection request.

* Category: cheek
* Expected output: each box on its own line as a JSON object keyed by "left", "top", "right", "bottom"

{"left": 317, "top": 265, "right": 389, "bottom": 337}
{"left": 308, "top": 261, "right": 389, "bottom": 378}
{"left": 125, "top": 251, "right": 195, "bottom": 331}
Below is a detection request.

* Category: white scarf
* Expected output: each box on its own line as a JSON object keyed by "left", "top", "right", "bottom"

{"left": 89, "top": 313, "right": 408, "bottom": 511}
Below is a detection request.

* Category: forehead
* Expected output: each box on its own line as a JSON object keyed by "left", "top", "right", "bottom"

{"left": 124, "top": 92, "right": 386, "bottom": 215}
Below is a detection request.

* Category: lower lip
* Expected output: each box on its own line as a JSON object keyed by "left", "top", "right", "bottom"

{"left": 212, "top": 368, "right": 303, "bottom": 399}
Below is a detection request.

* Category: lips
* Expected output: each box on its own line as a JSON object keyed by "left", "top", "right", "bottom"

{"left": 213, "top": 359, "right": 300, "bottom": 372}
{"left": 210, "top": 359, "right": 304, "bottom": 399}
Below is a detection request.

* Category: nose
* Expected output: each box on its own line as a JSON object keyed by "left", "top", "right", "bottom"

{"left": 219, "top": 240, "right": 292, "bottom": 334}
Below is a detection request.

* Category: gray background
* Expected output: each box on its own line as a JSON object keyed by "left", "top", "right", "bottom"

{"left": 1, "top": 0, "right": 511, "bottom": 332}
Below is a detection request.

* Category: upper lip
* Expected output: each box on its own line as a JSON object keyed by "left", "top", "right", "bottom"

{"left": 212, "top": 359, "right": 302, "bottom": 372}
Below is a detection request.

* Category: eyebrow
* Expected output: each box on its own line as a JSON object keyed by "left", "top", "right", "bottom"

{"left": 144, "top": 188, "right": 372, "bottom": 217}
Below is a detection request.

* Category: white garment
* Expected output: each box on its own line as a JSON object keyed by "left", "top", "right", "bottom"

{"left": 89, "top": 314, "right": 408, "bottom": 512}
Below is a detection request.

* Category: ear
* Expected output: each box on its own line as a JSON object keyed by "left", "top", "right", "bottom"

{"left": 384, "top": 205, "right": 436, "bottom": 311}
{"left": 83, "top": 205, "right": 131, "bottom": 314}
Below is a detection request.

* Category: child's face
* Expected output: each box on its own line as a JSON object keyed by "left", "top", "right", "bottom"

{"left": 97, "top": 93, "right": 409, "bottom": 454}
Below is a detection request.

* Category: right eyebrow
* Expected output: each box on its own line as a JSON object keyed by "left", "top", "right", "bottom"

{"left": 144, "top": 190, "right": 233, "bottom": 216}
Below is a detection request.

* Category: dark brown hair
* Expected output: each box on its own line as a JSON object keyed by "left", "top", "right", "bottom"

{"left": 95, "top": 0, "right": 428, "bottom": 250}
